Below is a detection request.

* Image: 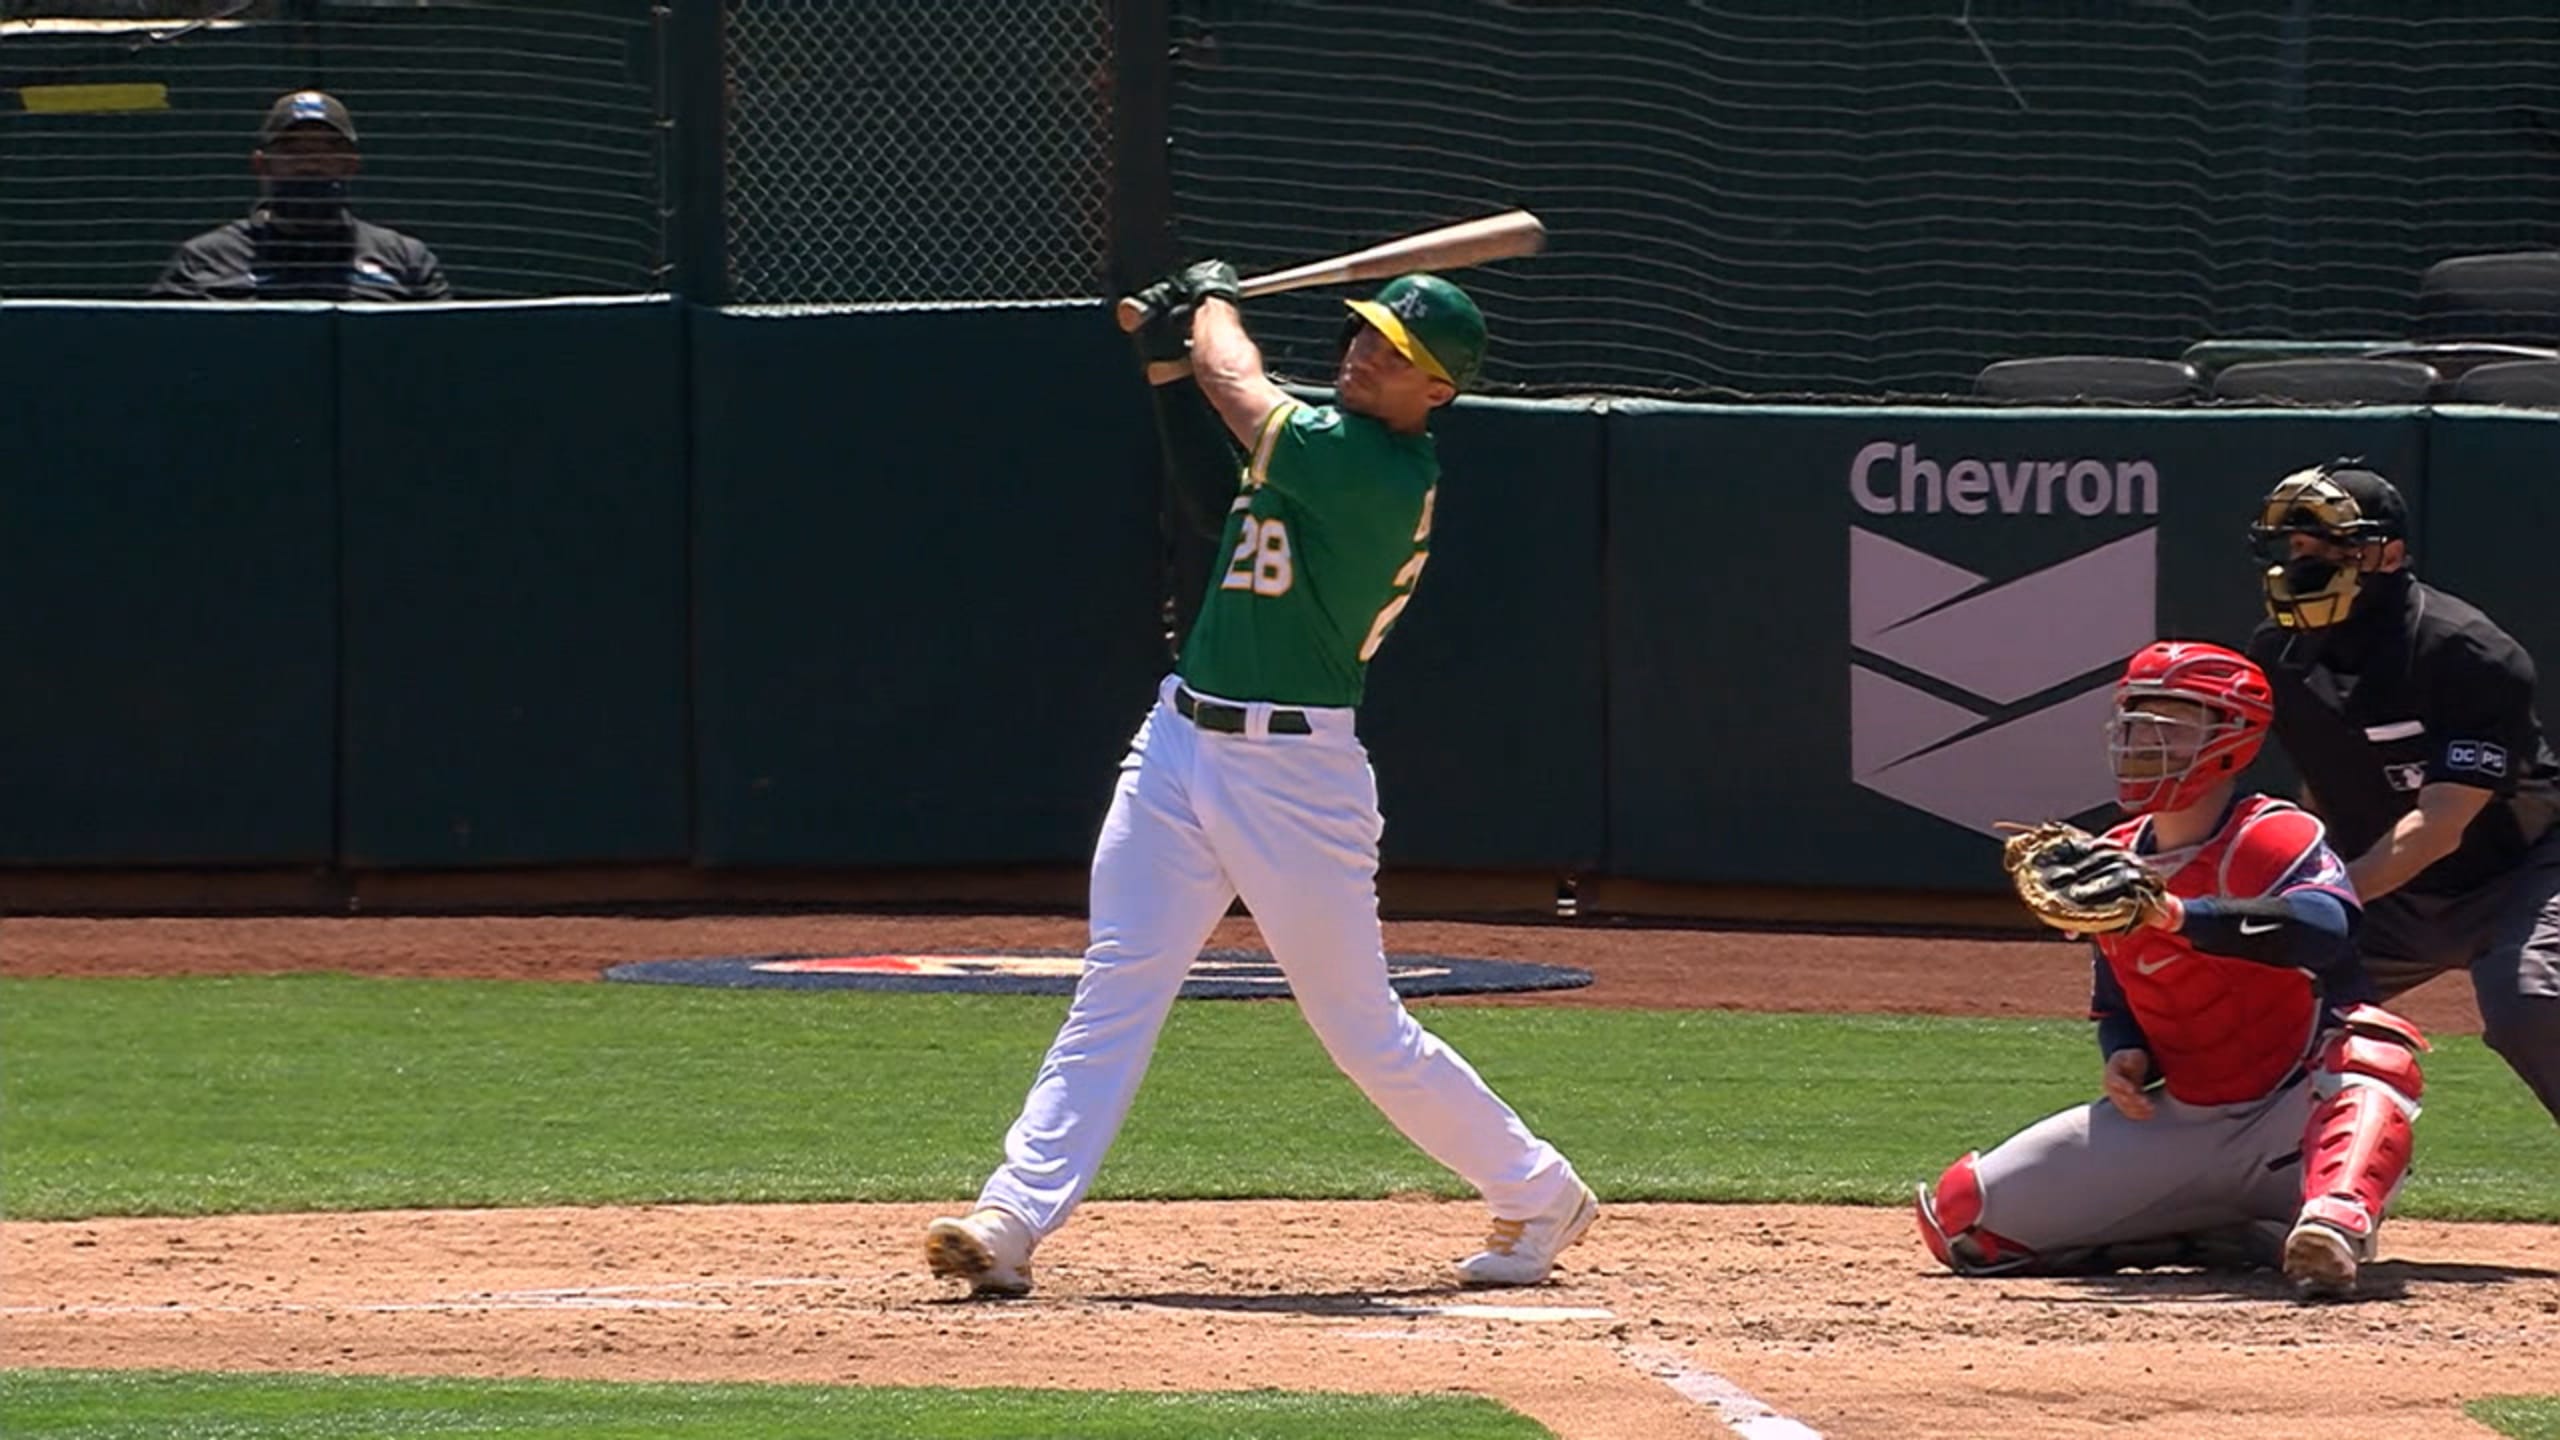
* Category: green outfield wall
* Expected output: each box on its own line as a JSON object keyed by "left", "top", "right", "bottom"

{"left": 688, "top": 304, "right": 1164, "bottom": 867}
{"left": 4, "top": 300, "right": 2557, "bottom": 899}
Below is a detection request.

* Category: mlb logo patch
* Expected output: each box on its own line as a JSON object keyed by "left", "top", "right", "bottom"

{"left": 2447, "top": 741, "right": 2510, "bottom": 777}
{"left": 2385, "top": 762, "right": 2427, "bottom": 792}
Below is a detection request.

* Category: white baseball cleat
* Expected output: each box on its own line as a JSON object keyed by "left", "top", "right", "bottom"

{"left": 924, "top": 1207, "right": 1036, "bottom": 1298}
{"left": 1457, "top": 1182, "right": 1599, "bottom": 1287}
{"left": 2281, "top": 1216, "right": 2362, "bottom": 1300}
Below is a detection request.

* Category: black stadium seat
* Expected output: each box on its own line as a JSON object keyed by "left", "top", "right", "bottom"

{"left": 2415, "top": 251, "right": 2560, "bottom": 345}
{"left": 2178, "top": 338, "right": 2388, "bottom": 386}
{"left": 2361, "top": 341, "right": 2560, "bottom": 381}
{"left": 1975, "top": 356, "right": 2202, "bottom": 403}
{"left": 2449, "top": 359, "right": 2560, "bottom": 408}
{"left": 2210, "top": 357, "right": 2441, "bottom": 405}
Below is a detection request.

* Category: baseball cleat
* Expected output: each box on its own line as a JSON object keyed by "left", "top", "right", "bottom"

{"left": 2281, "top": 1216, "right": 2360, "bottom": 1300}
{"left": 1457, "top": 1182, "right": 1599, "bottom": 1287}
{"left": 925, "top": 1207, "right": 1035, "bottom": 1298}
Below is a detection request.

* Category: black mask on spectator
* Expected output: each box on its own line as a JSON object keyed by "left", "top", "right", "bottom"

{"left": 265, "top": 175, "right": 350, "bottom": 230}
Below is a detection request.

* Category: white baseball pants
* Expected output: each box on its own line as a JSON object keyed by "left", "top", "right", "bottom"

{"left": 976, "top": 675, "right": 1581, "bottom": 1235}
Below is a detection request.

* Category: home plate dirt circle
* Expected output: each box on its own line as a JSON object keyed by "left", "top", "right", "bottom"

{"left": 602, "top": 947, "right": 1594, "bottom": 999}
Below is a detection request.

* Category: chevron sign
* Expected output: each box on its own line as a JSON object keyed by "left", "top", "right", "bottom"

{"left": 1849, "top": 525, "right": 2157, "bottom": 835}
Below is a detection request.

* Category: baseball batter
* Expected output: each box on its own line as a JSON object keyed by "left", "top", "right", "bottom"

{"left": 1919, "top": 642, "right": 2429, "bottom": 1298}
{"left": 923, "top": 263, "right": 1596, "bottom": 1297}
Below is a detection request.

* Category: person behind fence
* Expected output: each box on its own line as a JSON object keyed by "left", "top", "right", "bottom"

{"left": 150, "top": 89, "right": 449, "bottom": 302}
{"left": 2244, "top": 460, "right": 2560, "bottom": 1128}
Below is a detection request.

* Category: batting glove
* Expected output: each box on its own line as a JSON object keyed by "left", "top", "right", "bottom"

{"left": 1175, "top": 258, "right": 1241, "bottom": 306}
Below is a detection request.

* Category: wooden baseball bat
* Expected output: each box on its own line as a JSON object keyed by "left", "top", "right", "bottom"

{"left": 1116, "top": 210, "right": 1545, "bottom": 383}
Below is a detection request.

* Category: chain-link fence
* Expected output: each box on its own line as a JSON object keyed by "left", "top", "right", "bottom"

{"left": 722, "top": 0, "right": 1113, "bottom": 305}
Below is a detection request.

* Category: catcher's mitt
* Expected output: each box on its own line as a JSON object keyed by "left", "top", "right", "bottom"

{"left": 1996, "top": 821, "right": 2165, "bottom": 935}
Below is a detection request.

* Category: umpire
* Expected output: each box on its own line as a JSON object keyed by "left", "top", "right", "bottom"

{"left": 2246, "top": 460, "right": 2560, "bottom": 1125}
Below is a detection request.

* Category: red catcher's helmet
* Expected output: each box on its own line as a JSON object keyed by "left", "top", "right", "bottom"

{"left": 2108, "top": 641, "right": 2274, "bottom": 815}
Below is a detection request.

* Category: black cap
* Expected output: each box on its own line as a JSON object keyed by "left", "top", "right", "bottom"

{"left": 259, "top": 90, "right": 357, "bottom": 146}
{"left": 2323, "top": 464, "right": 2409, "bottom": 540}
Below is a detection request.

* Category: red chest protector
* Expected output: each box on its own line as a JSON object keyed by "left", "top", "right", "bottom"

{"left": 2095, "top": 796, "right": 2344, "bottom": 1105}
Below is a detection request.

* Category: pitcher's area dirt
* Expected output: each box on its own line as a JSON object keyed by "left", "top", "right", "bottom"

{"left": 2, "top": 914, "right": 2549, "bottom": 1440}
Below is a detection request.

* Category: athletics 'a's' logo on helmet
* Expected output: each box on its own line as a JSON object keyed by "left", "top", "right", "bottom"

{"left": 2108, "top": 640, "right": 2274, "bottom": 815}
{"left": 2248, "top": 459, "right": 2410, "bottom": 630}
{"left": 1343, "top": 273, "right": 1488, "bottom": 390}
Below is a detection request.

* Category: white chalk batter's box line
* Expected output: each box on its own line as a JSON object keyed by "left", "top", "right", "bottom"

{"left": 1619, "top": 1343, "right": 1826, "bottom": 1440}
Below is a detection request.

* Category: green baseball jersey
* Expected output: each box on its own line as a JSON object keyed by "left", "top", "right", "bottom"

{"left": 1176, "top": 400, "right": 1439, "bottom": 708}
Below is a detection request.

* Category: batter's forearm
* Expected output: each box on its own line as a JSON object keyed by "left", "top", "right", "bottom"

{"left": 1190, "top": 299, "right": 1290, "bottom": 446}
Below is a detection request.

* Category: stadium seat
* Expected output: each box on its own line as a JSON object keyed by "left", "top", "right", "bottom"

{"left": 2361, "top": 341, "right": 2560, "bottom": 381}
{"left": 1974, "top": 356, "right": 2202, "bottom": 403}
{"left": 2449, "top": 359, "right": 2560, "bottom": 408}
{"left": 2179, "top": 339, "right": 2390, "bottom": 386}
{"left": 2209, "top": 357, "right": 2441, "bottom": 405}
{"left": 2414, "top": 251, "right": 2560, "bottom": 344}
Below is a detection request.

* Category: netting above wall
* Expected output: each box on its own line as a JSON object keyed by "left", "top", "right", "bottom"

{"left": 0, "top": 1, "right": 663, "bottom": 299}
{"left": 722, "top": 0, "right": 1113, "bottom": 305}
{"left": 1167, "top": 0, "right": 2560, "bottom": 399}
{"left": 1, "top": 2, "right": 274, "bottom": 16}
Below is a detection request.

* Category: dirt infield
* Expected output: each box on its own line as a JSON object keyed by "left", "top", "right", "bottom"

{"left": 2, "top": 914, "right": 2547, "bottom": 1440}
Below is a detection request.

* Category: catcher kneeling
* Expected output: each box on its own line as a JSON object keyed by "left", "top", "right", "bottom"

{"left": 1918, "top": 641, "right": 2426, "bottom": 1300}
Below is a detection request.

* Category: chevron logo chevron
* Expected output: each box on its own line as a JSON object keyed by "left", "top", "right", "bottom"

{"left": 1849, "top": 526, "right": 2157, "bottom": 835}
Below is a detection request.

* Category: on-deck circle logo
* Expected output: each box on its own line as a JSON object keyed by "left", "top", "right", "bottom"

{"left": 601, "top": 949, "right": 1594, "bottom": 999}
{"left": 746, "top": 953, "right": 1461, "bottom": 988}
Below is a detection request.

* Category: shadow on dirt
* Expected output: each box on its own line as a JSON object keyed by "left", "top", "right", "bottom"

{"left": 1084, "top": 1287, "right": 1500, "bottom": 1318}
{"left": 2031, "top": 1255, "right": 2559, "bottom": 1305}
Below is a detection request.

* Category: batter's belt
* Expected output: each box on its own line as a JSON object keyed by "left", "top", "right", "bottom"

{"left": 1176, "top": 686, "right": 1314, "bottom": 735}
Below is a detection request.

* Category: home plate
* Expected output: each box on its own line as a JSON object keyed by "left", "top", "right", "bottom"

{"left": 1383, "top": 1302, "right": 1614, "bottom": 1322}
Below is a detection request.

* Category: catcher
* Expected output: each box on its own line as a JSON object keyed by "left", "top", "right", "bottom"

{"left": 1917, "top": 641, "right": 2427, "bottom": 1299}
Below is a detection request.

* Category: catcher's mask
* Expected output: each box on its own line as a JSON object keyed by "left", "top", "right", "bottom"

{"left": 2248, "top": 461, "right": 2409, "bottom": 630}
{"left": 2107, "top": 641, "right": 2274, "bottom": 814}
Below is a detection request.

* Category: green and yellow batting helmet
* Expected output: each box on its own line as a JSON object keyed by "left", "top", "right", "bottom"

{"left": 1343, "top": 273, "right": 1487, "bottom": 390}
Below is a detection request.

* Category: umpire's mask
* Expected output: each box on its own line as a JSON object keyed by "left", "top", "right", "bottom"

{"left": 2249, "top": 463, "right": 2409, "bottom": 630}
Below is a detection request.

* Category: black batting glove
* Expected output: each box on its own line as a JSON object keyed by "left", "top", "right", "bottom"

{"left": 1135, "top": 300, "right": 1195, "bottom": 365}
{"left": 1126, "top": 277, "right": 1181, "bottom": 323}
{"left": 1175, "top": 258, "right": 1242, "bottom": 306}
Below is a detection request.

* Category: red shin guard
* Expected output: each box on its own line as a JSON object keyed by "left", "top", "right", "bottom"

{"left": 1916, "top": 1152, "right": 2036, "bottom": 1275}
{"left": 2298, "top": 1006, "right": 2427, "bottom": 1241}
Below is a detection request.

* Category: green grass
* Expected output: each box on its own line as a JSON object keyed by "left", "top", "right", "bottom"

{"left": 0, "top": 1369, "right": 1551, "bottom": 1439}
{"left": 1, "top": 975, "right": 2553, "bottom": 1221}
{"left": 2473, "top": 1397, "right": 2560, "bottom": 1440}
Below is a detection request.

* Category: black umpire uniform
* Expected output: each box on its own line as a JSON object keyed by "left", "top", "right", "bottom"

{"left": 2245, "top": 462, "right": 2560, "bottom": 1125}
